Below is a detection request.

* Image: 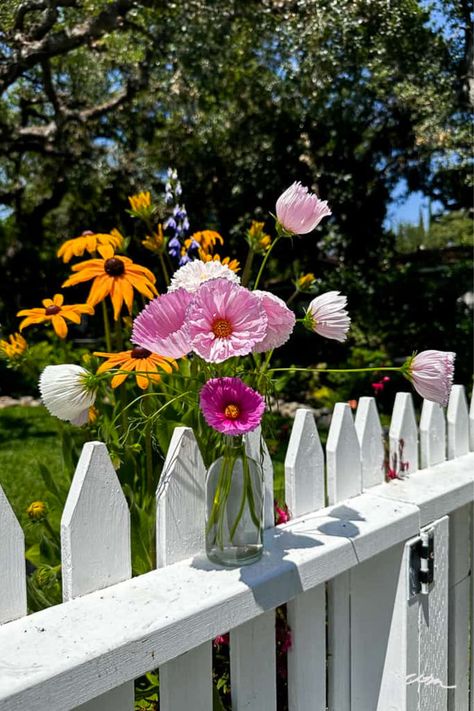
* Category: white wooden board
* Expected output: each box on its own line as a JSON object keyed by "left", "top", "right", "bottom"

{"left": 355, "top": 396, "right": 385, "bottom": 488}
{"left": 285, "top": 408, "right": 325, "bottom": 517}
{"left": 0, "top": 486, "right": 26, "bottom": 624}
{"left": 420, "top": 400, "right": 446, "bottom": 468}
{"left": 230, "top": 611, "right": 276, "bottom": 710}
{"left": 389, "top": 392, "right": 418, "bottom": 476}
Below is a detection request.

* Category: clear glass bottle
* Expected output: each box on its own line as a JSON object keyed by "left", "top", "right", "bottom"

{"left": 205, "top": 434, "right": 264, "bottom": 567}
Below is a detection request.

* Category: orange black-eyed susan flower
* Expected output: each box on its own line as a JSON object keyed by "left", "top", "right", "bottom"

{"left": 246, "top": 221, "right": 271, "bottom": 254}
{"left": 200, "top": 252, "right": 240, "bottom": 273}
{"left": 57, "top": 229, "right": 124, "bottom": 263}
{"left": 94, "top": 347, "right": 177, "bottom": 389}
{"left": 62, "top": 245, "right": 158, "bottom": 320}
{"left": 17, "top": 294, "right": 94, "bottom": 339}
{"left": 0, "top": 332, "right": 27, "bottom": 359}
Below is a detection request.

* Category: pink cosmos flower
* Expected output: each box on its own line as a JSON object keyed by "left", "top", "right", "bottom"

{"left": 132, "top": 289, "right": 193, "bottom": 359}
{"left": 306, "top": 291, "right": 350, "bottom": 342}
{"left": 407, "top": 350, "right": 455, "bottom": 406}
{"left": 276, "top": 181, "right": 331, "bottom": 235}
{"left": 199, "top": 377, "right": 265, "bottom": 435}
{"left": 187, "top": 278, "right": 267, "bottom": 363}
{"left": 253, "top": 290, "right": 295, "bottom": 353}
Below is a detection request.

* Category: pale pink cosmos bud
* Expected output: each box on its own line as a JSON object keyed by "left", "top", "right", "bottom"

{"left": 305, "top": 291, "right": 350, "bottom": 342}
{"left": 406, "top": 350, "right": 455, "bottom": 407}
{"left": 276, "top": 181, "right": 331, "bottom": 235}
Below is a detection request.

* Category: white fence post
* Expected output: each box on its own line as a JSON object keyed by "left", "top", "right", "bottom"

{"left": 285, "top": 408, "right": 326, "bottom": 711}
{"left": 446, "top": 385, "right": 471, "bottom": 711}
{"left": 61, "top": 441, "right": 133, "bottom": 711}
{"left": 0, "top": 485, "right": 26, "bottom": 624}
{"left": 389, "top": 392, "right": 418, "bottom": 475}
{"left": 156, "top": 427, "right": 212, "bottom": 711}
{"left": 246, "top": 425, "right": 275, "bottom": 528}
{"left": 327, "top": 402, "right": 362, "bottom": 711}
{"left": 355, "top": 396, "right": 385, "bottom": 488}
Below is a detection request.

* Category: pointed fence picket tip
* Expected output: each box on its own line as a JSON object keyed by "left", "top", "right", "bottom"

{"left": 420, "top": 400, "right": 446, "bottom": 468}
{"left": 0, "top": 485, "right": 27, "bottom": 624}
{"left": 245, "top": 426, "right": 274, "bottom": 529}
{"left": 389, "top": 392, "right": 418, "bottom": 476}
{"left": 447, "top": 384, "right": 469, "bottom": 460}
{"left": 61, "top": 441, "right": 131, "bottom": 601}
{"left": 354, "top": 397, "right": 385, "bottom": 489}
{"left": 327, "top": 402, "right": 362, "bottom": 505}
{"left": 156, "top": 427, "right": 207, "bottom": 567}
{"left": 285, "top": 408, "right": 324, "bottom": 517}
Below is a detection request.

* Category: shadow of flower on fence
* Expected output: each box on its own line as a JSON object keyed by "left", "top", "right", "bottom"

{"left": 315, "top": 504, "right": 366, "bottom": 539}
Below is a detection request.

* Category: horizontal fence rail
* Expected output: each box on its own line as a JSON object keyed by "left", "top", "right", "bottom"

{"left": 0, "top": 387, "right": 473, "bottom": 711}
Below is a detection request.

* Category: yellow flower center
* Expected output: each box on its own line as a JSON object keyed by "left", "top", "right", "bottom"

{"left": 224, "top": 403, "right": 240, "bottom": 419}
{"left": 212, "top": 318, "right": 233, "bottom": 338}
{"left": 45, "top": 305, "right": 61, "bottom": 315}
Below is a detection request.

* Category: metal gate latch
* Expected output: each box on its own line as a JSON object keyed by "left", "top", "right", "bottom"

{"left": 408, "top": 529, "right": 434, "bottom": 599}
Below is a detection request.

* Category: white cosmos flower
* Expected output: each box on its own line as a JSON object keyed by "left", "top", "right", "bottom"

{"left": 306, "top": 291, "right": 351, "bottom": 342}
{"left": 39, "top": 364, "right": 95, "bottom": 425}
{"left": 168, "top": 260, "right": 240, "bottom": 293}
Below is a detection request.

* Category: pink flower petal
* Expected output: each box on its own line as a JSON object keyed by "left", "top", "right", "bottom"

{"left": 132, "top": 289, "right": 192, "bottom": 359}
{"left": 199, "top": 377, "right": 265, "bottom": 435}
{"left": 409, "top": 350, "right": 455, "bottom": 406}
{"left": 276, "top": 181, "right": 331, "bottom": 235}
{"left": 253, "top": 290, "right": 295, "bottom": 353}
{"left": 307, "top": 291, "right": 350, "bottom": 342}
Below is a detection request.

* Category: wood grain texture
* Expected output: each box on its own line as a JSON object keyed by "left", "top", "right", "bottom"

{"left": 230, "top": 611, "right": 276, "bottom": 710}
{"left": 389, "top": 392, "right": 419, "bottom": 476}
{"left": 420, "top": 400, "right": 446, "bottom": 468}
{"left": 0, "top": 485, "right": 26, "bottom": 625}
{"left": 285, "top": 408, "right": 325, "bottom": 517}
{"left": 447, "top": 385, "right": 469, "bottom": 460}
{"left": 355, "top": 396, "right": 385, "bottom": 489}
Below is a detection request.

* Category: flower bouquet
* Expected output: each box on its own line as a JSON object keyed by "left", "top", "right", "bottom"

{"left": 7, "top": 171, "right": 455, "bottom": 571}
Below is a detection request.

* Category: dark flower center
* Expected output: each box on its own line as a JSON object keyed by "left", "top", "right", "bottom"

{"left": 212, "top": 318, "right": 233, "bottom": 339}
{"left": 45, "top": 305, "right": 61, "bottom": 315}
{"left": 224, "top": 403, "right": 240, "bottom": 420}
{"left": 104, "top": 257, "right": 125, "bottom": 276}
{"left": 131, "top": 346, "right": 151, "bottom": 359}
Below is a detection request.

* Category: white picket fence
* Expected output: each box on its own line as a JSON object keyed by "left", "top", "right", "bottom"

{"left": 0, "top": 385, "right": 473, "bottom": 711}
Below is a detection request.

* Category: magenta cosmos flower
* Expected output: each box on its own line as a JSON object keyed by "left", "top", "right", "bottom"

{"left": 253, "top": 290, "right": 295, "bottom": 353}
{"left": 305, "top": 291, "right": 350, "bottom": 342}
{"left": 406, "top": 350, "right": 455, "bottom": 406}
{"left": 276, "top": 181, "right": 331, "bottom": 235}
{"left": 187, "top": 278, "right": 267, "bottom": 363}
{"left": 132, "top": 289, "right": 193, "bottom": 359}
{"left": 200, "top": 377, "right": 265, "bottom": 435}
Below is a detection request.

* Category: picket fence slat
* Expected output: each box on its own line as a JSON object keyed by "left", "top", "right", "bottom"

{"left": 447, "top": 385, "right": 470, "bottom": 459}
{"left": 420, "top": 400, "right": 446, "bottom": 468}
{"left": 355, "top": 396, "right": 385, "bottom": 488}
{"left": 0, "top": 486, "right": 26, "bottom": 624}
{"left": 285, "top": 408, "right": 325, "bottom": 517}
{"left": 469, "top": 390, "right": 474, "bottom": 451}
{"left": 230, "top": 610, "right": 276, "bottom": 711}
{"left": 285, "top": 409, "right": 326, "bottom": 711}
{"left": 156, "top": 427, "right": 212, "bottom": 711}
{"left": 61, "top": 442, "right": 133, "bottom": 711}
{"left": 389, "top": 392, "right": 418, "bottom": 475}
{"left": 326, "top": 402, "right": 362, "bottom": 504}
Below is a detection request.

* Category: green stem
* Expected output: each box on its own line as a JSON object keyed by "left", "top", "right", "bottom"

{"left": 241, "top": 247, "right": 255, "bottom": 287}
{"left": 269, "top": 366, "right": 402, "bottom": 374}
{"left": 286, "top": 289, "right": 298, "bottom": 306}
{"left": 253, "top": 236, "right": 282, "bottom": 290}
{"left": 159, "top": 253, "right": 170, "bottom": 287}
{"left": 101, "top": 301, "right": 112, "bottom": 352}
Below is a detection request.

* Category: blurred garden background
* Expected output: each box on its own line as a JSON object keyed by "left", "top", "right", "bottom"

{"left": 0, "top": 1, "right": 472, "bottom": 705}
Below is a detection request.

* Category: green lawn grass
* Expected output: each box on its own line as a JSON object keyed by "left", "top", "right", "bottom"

{"left": 0, "top": 405, "right": 66, "bottom": 528}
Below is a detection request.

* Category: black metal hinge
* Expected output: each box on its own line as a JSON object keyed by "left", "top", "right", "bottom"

{"left": 408, "top": 529, "right": 434, "bottom": 599}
